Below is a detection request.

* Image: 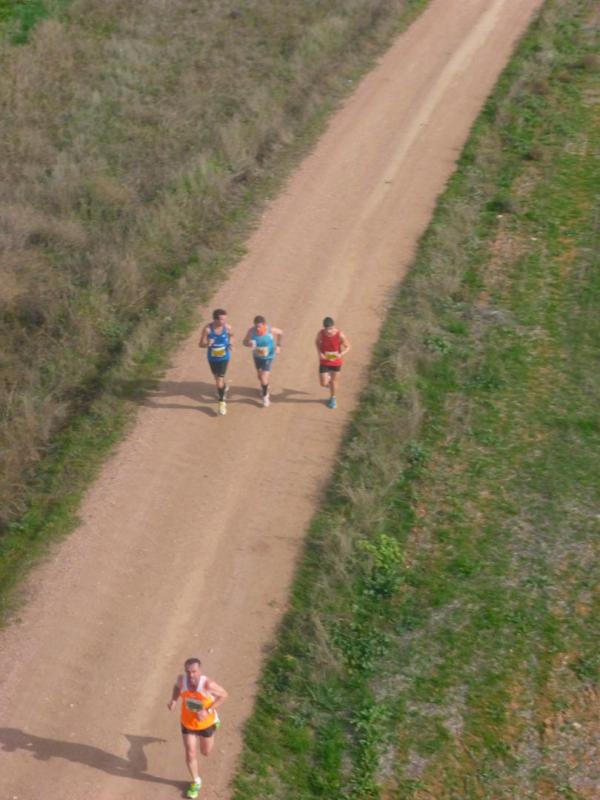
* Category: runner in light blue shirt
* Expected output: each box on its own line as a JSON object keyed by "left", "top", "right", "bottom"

{"left": 242, "top": 315, "right": 283, "bottom": 407}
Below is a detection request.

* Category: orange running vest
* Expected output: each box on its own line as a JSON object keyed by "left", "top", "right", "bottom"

{"left": 180, "top": 674, "right": 219, "bottom": 731}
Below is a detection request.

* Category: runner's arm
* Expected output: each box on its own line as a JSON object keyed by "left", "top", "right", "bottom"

{"left": 272, "top": 326, "right": 283, "bottom": 352}
{"left": 242, "top": 328, "right": 254, "bottom": 348}
{"left": 315, "top": 332, "right": 325, "bottom": 360}
{"left": 167, "top": 675, "right": 183, "bottom": 710}
{"left": 204, "top": 678, "right": 229, "bottom": 711}
{"left": 339, "top": 331, "right": 351, "bottom": 356}
{"left": 199, "top": 325, "right": 210, "bottom": 348}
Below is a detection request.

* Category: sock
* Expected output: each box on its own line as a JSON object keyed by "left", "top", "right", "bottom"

{"left": 218, "top": 386, "right": 225, "bottom": 400}
{"left": 262, "top": 384, "right": 269, "bottom": 396}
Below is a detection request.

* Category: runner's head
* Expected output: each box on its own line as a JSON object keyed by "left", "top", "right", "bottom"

{"left": 254, "top": 315, "right": 267, "bottom": 334}
{"left": 184, "top": 657, "right": 202, "bottom": 683}
{"left": 212, "top": 308, "right": 227, "bottom": 324}
{"left": 323, "top": 316, "right": 335, "bottom": 331}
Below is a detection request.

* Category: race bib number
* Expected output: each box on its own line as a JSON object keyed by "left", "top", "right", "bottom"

{"left": 211, "top": 345, "right": 226, "bottom": 358}
{"left": 325, "top": 351, "right": 340, "bottom": 360}
{"left": 255, "top": 346, "right": 270, "bottom": 358}
{"left": 186, "top": 698, "right": 204, "bottom": 712}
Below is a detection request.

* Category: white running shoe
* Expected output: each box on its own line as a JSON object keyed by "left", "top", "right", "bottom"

{"left": 262, "top": 394, "right": 270, "bottom": 408}
{"left": 218, "top": 400, "right": 227, "bottom": 416}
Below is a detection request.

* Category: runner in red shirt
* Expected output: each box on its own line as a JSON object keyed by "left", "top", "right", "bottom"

{"left": 315, "top": 317, "right": 351, "bottom": 409}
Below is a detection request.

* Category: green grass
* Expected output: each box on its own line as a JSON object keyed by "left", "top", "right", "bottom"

{"left": 0, "top": 0, "right": 69, "bottom": 43}
{"left": 232, "top": 2, "right": 600, "bottom": 798}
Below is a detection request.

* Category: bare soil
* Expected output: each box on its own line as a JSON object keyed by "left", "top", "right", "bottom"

{"left": 0, "top": 1, "right": 543, "bottom": 798}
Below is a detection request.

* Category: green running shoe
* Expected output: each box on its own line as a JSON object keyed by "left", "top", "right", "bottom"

{"left": 186, "top": 780, "right": 202, "bottom": 798}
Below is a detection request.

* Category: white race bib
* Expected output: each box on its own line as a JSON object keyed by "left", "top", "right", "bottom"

{"left": 211, "top": 345, "right": 226, "bottom": 358}
{"left": 255, "top": 346, "right": 270, "bottom": 358}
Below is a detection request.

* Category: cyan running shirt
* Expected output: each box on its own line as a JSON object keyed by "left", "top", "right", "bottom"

{"left": 251, "top": 325, "right": 275, "bottom": 360}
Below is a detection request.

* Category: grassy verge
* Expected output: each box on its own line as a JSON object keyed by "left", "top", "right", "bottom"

{"left": 0, "top": 0, "right": 430, "bottom": 616}
{"left": 0, "top": 0, "right": 68, "bottom": 44}
{"left": 233, "top": 2, "right": 599, "bottom": 798}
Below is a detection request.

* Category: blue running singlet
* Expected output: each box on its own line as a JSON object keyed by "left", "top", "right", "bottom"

{"left": 207, "top": 324, "right": 231, "bottom": 362}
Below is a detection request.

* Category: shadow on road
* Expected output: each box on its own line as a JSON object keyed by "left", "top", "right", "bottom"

{"left": 0, "top": 728, "right": 182, "bottom": 789}
{"left": 142, "top": 380, "right": 324, "bottom": 411}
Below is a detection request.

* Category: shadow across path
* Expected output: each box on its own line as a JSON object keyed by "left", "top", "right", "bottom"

{"left": 142, "top": 380, "right": 323, "bottom": 412}
{"left": 0, "top": 728, "right": 182, "bottom": 789}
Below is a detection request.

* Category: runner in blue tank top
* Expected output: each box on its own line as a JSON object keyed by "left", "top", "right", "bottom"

{"left": 242, "top": 315, "right": 283, "bottom": 408}
{"left": 199, "top": 309, "right": 234, "bottom": 415}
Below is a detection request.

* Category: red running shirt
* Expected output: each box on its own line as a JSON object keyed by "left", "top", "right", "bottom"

{"left": 319, "top": 329, "right": 343, "bottom": 367}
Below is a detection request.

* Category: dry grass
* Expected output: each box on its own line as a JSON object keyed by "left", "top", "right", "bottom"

{"left": 0, "top": 0, "right": 426, "bottom": 532}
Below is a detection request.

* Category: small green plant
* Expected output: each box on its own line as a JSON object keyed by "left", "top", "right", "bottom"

{"left": 359, "top": 533, "right": 405, "bottom": 598}
{"left": 424, "top": 333, "right": 451, "bottom": 354}
{"left": 333, "top": 619, "right": 389, "bottom": 676}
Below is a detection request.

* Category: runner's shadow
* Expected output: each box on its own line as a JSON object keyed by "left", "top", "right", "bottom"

{"left": 272, "top": 387, "right": 327, "bottom": 405}
{"left": 143, "top": 380, "right": 260, "bottom": 415}
{"left": 0, "top": 728, "right": 182, "bottom": 788}
{"left": 143, "top": 380, "right": 319, "bottom": 410}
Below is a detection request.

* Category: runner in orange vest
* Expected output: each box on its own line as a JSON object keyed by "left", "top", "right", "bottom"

{"left": 316, "top": 317, "right": 351, "bottom": 409}
{"left": 167, "top": 657, "right": 228, "bottom": 799}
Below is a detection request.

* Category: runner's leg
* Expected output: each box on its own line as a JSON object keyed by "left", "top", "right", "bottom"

{"left": 259, "top": 368, "right": 269, "bottom": 395}
{"left": 182, "top": 733, "right": 201, "bottom": 783}
{"left": 199, "top": 734, "right": 216, "bottom": 757}
{"left": 329, "top": 370, "right": 338, "bottom": 398}
{"left": 319, "top": 370, "right": 330, "bottom": 389}
{"left": 255, "top": 362, "right": 271, "bottom": 405}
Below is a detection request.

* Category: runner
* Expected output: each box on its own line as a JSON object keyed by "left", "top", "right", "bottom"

{"left": 242, "top": 315, "right": 283, "bottom": 407}
{"left": 316, "top": 316, "right": 350, "bottom": 409}
{"left": 167, "top": 657, "right": 229, "bottom": 799}
{"left": 199, "top": 309, "right": 233, "bottom": 415}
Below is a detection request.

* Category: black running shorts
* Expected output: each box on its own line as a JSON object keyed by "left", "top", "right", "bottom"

{"left": 320, "top": 364, "right": 341, "bottom": 373}
{"left": 181, "top": 724, "right": 217, "bottom": 738}
{"left": 209, "top": 360, "right": 229, "bottom": 377}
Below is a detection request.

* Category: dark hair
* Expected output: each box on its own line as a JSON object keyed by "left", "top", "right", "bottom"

{"left": 254, "top": 315, "right": 266, "bottom": 325}
{"left": 323, "top": 317, "right": 334, "bottom": 328}
{"left": 212, "top": 308, "right": 227, "bottom": 320}
{"left": 184, "top": 657, "right": 201, "bottom": 669}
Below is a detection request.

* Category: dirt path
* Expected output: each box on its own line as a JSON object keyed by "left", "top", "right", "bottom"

{"left": 0, "top": 1, "right": 543, "bottom": 798}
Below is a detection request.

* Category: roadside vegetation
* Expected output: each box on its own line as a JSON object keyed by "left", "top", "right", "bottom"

{"left": 233, "top": 2, "right": 599, "bottom": 798}
{"left": 0, "top": 0, "right": 429, "bottom": 611}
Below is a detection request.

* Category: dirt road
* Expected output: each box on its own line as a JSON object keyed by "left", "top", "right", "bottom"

{"left": 0, "top": 1, "right": 544, "bottom": 797}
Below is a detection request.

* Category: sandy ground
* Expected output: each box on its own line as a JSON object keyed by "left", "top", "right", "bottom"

{"left": 0, "top": 1, "right": 544, "bottom": 798}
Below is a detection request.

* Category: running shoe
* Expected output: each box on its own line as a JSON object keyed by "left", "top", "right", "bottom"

{"left": 186, "top": 781, "right": 202, "bottom": 799}
{"left": 262, "top": 394, "right": 270, "bottom": 408}
{"left": 218, "top": 400, "right": 227, "bottom": 416}
{"left": 327, "top": 396, "right": 337, "bottom": 409}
